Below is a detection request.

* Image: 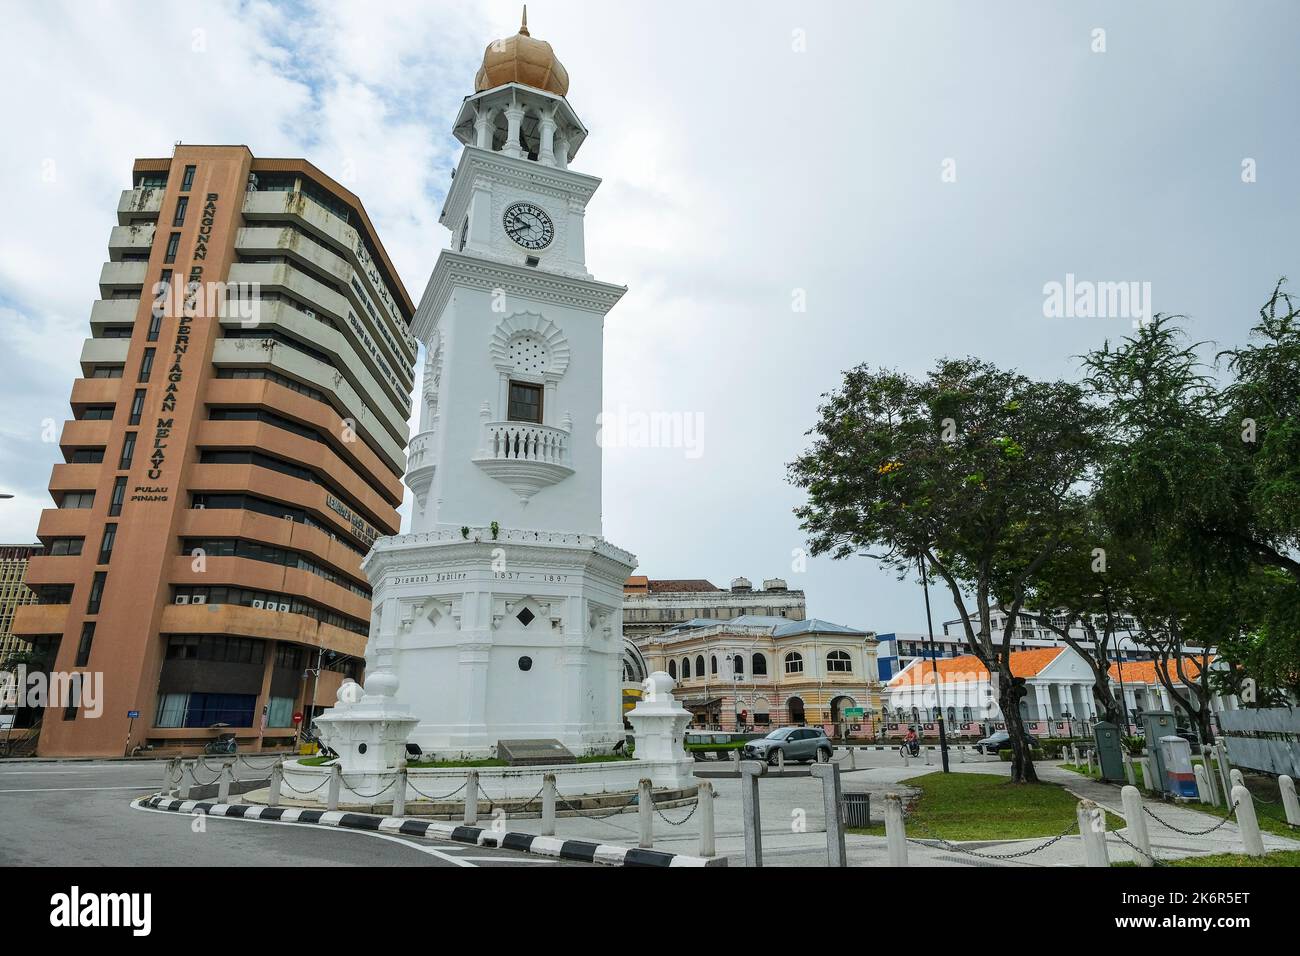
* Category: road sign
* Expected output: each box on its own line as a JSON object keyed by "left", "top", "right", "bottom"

{"left": 843, "top": 707, "right": 865, "bottom": 720}
{"left": 292, "top": 712, "right": 303, "bottom": 725}
{"left": 127, "top": 710, "right": 140, "bottom": 719}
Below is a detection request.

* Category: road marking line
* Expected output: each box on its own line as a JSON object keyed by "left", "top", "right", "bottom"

{"left": 0, "top": 785, "right": 157, "bottom": 793}
{"left": 129, "top": 801, "right": 478, "bottom": 867}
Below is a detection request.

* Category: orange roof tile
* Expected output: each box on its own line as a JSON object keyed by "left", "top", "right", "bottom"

{"left": 890, "top": 647, "right": 1066, "bottom": 687}
{"left": 1108, "top": 656, "right": 1213, "bottom": 685}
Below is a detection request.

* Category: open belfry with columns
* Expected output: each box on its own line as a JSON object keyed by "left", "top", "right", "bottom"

{"left": 355, "top": 9, "right": 639, "bottom": 760}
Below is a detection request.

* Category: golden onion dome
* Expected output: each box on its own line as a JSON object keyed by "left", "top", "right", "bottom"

{"left": 474, "top": 6, "right": 570, "bottom": 97}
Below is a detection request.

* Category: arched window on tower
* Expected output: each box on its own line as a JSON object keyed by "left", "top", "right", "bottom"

{"left": 710, "top": 655, "right": 718, "bottom": 675}
{"left": 667, "top": 659, "right": 676, "bottom": 679}
{"left": 695, "top": 655, "right": 705, "bottom": 677}
{"left": 681, "top": 657, "right": 691, "bottom": 679}
{"left": 826, "top": 650, "right": 852, "bottom": 673}
{"left": 784, "top": 652, "right": 804, "bottom": 674}
{"left": 732, "top": 655, "right": 744, "bottom": 677}
{"left": 752, "top": 653, "right": 767, "bottom": 676}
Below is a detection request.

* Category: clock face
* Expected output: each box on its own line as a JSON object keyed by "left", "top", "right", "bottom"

{"left": 503, "top": 201, "right": 555, "bottom": 251}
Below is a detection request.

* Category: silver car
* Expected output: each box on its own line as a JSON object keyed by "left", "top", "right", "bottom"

{"left": 742, "top": 727, "right": 833, "bottom": 765}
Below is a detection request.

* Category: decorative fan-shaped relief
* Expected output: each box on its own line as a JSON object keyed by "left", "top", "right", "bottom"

{"left": 489, "top": 312, "right": 569, "bottom": 379}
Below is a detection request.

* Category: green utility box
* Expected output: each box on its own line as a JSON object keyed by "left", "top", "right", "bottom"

{"left": 1092, "top": 721, "right": 1125, "bottom": 782}
{"left": 1140, "top": 710, "right": 1177, "bottom": 793}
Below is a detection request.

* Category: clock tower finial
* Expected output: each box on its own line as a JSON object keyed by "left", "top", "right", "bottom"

{"left": 520, "top": 4, "right": 529, "bottom": 36}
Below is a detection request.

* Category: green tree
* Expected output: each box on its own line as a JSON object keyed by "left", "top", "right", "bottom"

{"left": 789, "top": 358, "right": 1101, "bottom": 783}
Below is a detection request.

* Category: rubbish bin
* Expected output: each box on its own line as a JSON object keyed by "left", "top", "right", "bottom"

{"left": 842, "top": 792, "right": 870, "bottom": 828}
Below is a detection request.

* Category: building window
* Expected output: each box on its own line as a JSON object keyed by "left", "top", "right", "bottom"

{"left": 507, "top": 381, "right": 543, "bottom": 423}
{"left": 86, "top": 572, "right": 107, "bottom": 614}
{"left": 827, "top": 650, "right": 852, "bottom": 673}
{"left": 172, "top": 196, "right": 189, "bottom": 226}
{"left": 695, "top": 654, "right": 705, "bottom": 677}
{"left": 681, "top": 657, "right": 691, "bottom": 679}
{"left": 267, "top": 696, "right": 295, "bottom": 728}
{"left": 752, "top": 653, "right": 767, "bottom": 676}
{"left": 97, "top": 524, "right": 117, "bottom": 564}
{"left": 138, "top": 348, "right": 155, "bottom": 382}
{"left": 181, "top": 165, "right": 196, "bottom": 191}
{"left": 75, "top": 622, "right": 96, "bottom": 666}
{"left": 117, "top": 432, "right": 136, "bottom": 470}
{"left": 164, "top": 232, "right": 180, "bottom": 264}
{"left": 79, "top": 406, "right": 115, "bottom": 421}
{"left": 60, "top": 491, "right": 95, "bottom": 510}
{"left": 710, "top": 655, "right": 717, "bottom": 675}
{"left": 732, "top": 654, "right": 744, "bottom": 676}
{"left": 154, "top": 692, "right": 256, "bottom": 729}
{"left": 69, "top": 449, "right": 104, "bottom": 464}
{"left": 108, "top": 476, "right": 127, "bottom": 516}
{"left": 667, "top": 659, "right": 676, "bottom": 679}
{"left": 784, "top": 652, "right": 804, "bottom": 674}
{"left": 47, "top": 537, "right": 84, "bottom": 556}
{"left": 89, "top": 365, "right": 124, "bottom": 379}
{"left": 128, "top": 389, "right": 146, "bottom": 425}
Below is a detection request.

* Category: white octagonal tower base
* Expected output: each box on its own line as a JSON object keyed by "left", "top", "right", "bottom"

{"left": 362, "top": 526, "right": 636, "bottom": 759}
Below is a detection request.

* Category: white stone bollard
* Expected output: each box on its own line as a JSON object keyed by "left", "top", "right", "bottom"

{"left": 1279, "top": 775, "right": 1300, "bottom": 827}
{"left": 1070, "top": 745, "right": 1079, "bottom": 766}
{"left": 542, "top": 773, "right": 557, "bottom": 836}
{"left": 1076, "top": 799, "right": 1110, "bottom": 867}
{"left": 1120, "top": 786, "right": 1153, "bottom": 867}
{"left": 924, "top": 747, "right": 932, "bottom": 766}
{"left": 1136, "top": 756, "right": 1151, "bottom": 791}
{"left": 392, "top": 768, "right": 406, "bottom": 817}
{"left": 776, "top": 747, "right": 785, "bottom": 774}
{"left": 1230, "top": 768, "right": 1245, "bottom": 790}
{"left": 637, "top": 778, "right": 654, "bottom": 849}
{"left": 162, "top": 758, "right": 176, "bottom": 794}
{"left": 218, "top": 761, "right": 234, "bottom": 804}
{"left": 810, "top": 762, "right": 847, "bottom": 867}
{"left": 268, "top": 762, "right": 283, "bottom": 808}
{"left": 1216, "top": 741, "right": 1232, "bottom": 804}
{"left": 732, "top": 747, "right": 741, "bottom": 775}
{"left": 883, "top": 794, "right": 908, "bottom": 867}
{"left": 1193, "top": 764, "right": 1213, "bottom": 805}
{"left": 849, "top": 748, "right": 857, "bottom": 771}
{"left": 464, "top": 770, "right": 479, "bottom": 826}
{"left": 1278, "top": 776, "right": 1299, "bottom": 828}
{"left": 698, "top": 781, "right": 716, "bottom": 858}
{"left": 1086, "top": 750, "right": 1095, "bottom": 776}
{"left": 1232, "top": 785, "right": 1265, "bottom": 858}
{"left": 1123, "top": 753, "right": 1136, "bottom": 787}
{"left": 178, "top": 760, "right": 192, "bottom": 800}
{"left": 740, "top": 761, "right": 764, "bottom": 867}
{"left": 325, "top": 762, "right": 341, "bottom": 811}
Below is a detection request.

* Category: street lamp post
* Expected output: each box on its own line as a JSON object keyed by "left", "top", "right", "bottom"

{"left": 918, "top": 553, "right": 951, "bottom": 773}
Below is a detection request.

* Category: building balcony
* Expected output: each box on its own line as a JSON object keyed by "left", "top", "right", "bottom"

{"left": 36, "top": 508, "right": 91, "bottom": 539}
{"left": 159, "top": 603, "right": 366, "bottom": 659}
{"left": 107, "top": 223, "right": 156, "bottom": 261}
{"left": 98, "top": 260, "right": 148, "bottom": 297}
{"left": 49, "top": 462, "right": 102, "bottom": 493}
{"left": 405, "top": 429, "right": 437, "bottom": 495}
{"left": 23, "top": 554, "right": 82, "bottom": 587}
{"left": 89, "top": 298, "right": 142, "bottom": 331}
{"left": 11, "top": 603, "right": 70, "bottom": 636}
{"left": 472, "top": 419, "right": 574, "bottom": 503}
{"left": 117, "top": 187, "right": 163, "bottom": 225}
{"left": 70, "top": 377, "right": 121, "bottom": 409}
{"left": 60, "top": 419, "right": 111, "bottom": 451}
{"left": 78, "top": 336, "right": 130, "bottom": 375}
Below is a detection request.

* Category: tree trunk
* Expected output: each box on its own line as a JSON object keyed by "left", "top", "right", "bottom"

{"left": 997, "top": 662, "right": 1039, "bottom": 784}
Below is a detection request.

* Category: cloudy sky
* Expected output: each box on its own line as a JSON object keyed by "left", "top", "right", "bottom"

{"left": 2, "top": 0, "right": 1298, "bottom": 635}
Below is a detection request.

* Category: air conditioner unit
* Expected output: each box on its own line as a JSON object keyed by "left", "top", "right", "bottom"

{"left": 278, "top": 602, "right": 290, "bottom": 612}
{"left": 192, "top": 594, "right": 207, "bottom": 605}
{"left": 194, "top": 503, "right": 206, "bottom": 510}
{"left": 175, "top": 595, "right": 190, "bottom": 605}
{"left": 304, "top": 309, "right": 316, "bottom": 320}
{"left": 251, "top": 599, "right": 265, "bottom": 609}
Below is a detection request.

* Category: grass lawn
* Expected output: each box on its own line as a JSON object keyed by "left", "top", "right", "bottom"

{"left": 1060, "top": 761, "right": 1149, "bottom": 790}
{"left": 846, "top": 771, "right": 1123, "bottom": 840}
{"left": 1115, "top": 849, "right": 1300, "bottom": 868}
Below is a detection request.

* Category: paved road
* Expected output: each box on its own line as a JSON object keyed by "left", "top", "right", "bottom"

{"left": 0, "top": 760, "right": 589, "bottom": 867}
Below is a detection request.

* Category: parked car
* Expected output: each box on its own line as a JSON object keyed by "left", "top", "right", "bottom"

{"left": 973, "top": 729, "right": 1038, "bottom": 755}
{"left": 742, "top": 727, "right": 833, "bottom": 765}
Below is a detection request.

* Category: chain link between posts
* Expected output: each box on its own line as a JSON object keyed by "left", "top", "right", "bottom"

{"left": 902, "top": 809, "right": 1079, "bottom": 861}
{"left": 1142, "top": 800, "right": 1240, "bottom": 837}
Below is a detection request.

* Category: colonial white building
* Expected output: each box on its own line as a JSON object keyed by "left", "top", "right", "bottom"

{"left": 358, "top": 14, "right": 636, "bottom": 759}
{"left": 642, "top": 615, "right": 881, "bottom": 731}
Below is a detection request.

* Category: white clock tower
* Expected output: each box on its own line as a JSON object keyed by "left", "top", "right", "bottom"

{"left": 359, "top": 10, "right": 638, "bottom": 759}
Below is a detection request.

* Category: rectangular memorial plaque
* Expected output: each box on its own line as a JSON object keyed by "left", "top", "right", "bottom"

{"left": 496, "top": 739, "right": 576, "bottom": 766}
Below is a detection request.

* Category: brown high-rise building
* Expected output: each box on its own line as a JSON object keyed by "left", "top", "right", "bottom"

{"left": 12, "top": 146, "right": 416, "bottom": 756}
{"left": 0, "top": 544, "right": 43, "bottom": 663}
